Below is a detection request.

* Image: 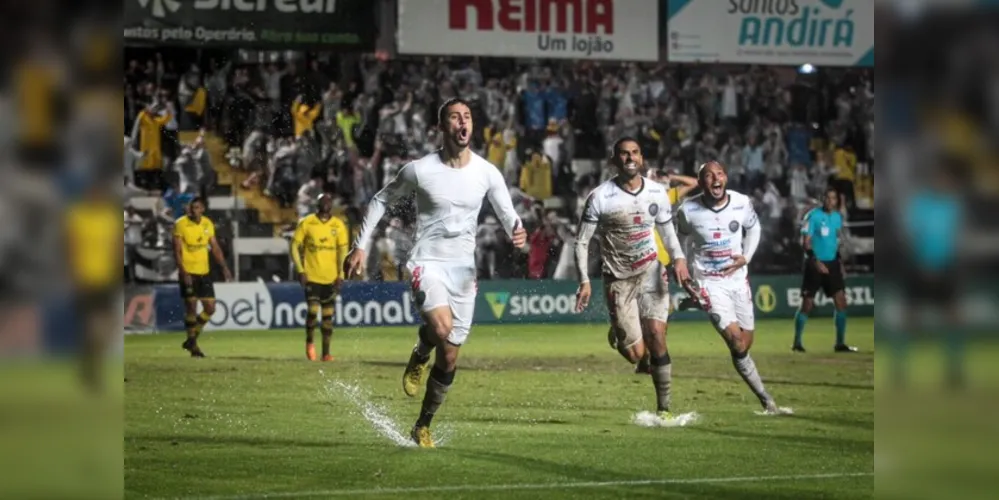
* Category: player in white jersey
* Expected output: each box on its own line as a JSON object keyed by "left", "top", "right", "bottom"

{"left": 344, "top": 98, "right": 528, "bottom": 447}
{"left": 675, "top": 161, "right": 791, "bottom": 415}
{"left": 573, "top": 137, "right": 692, "bottom": 420}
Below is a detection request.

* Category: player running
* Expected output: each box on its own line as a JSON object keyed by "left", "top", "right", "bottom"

{"left": 793, "top": 187, "right": 857, "bottom": 353}
{"left": 344, "top": 98, "right": 527, "bottom": 448}
{"left": 635, "top": 168, "right": 699, "bottom": 374}
{"left": 292, "top": 193, "right": 349, "bottom": 361}
{"left": 573, "top": 137, "right": 692, "bottom": 421}
{"left": 173, "top": 197, "right": 232, "bottom": 357}
{"left": 676, "top": 162, "right": 791, "bottom": 415}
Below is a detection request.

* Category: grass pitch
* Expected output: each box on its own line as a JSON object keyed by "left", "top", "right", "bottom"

{"left": 125, "top": 319, "right": 874, "bottom": 499}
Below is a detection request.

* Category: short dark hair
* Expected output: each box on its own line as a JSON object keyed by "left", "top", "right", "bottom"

{"left": 612, "top": 136, "right": 640, "bottom": 156}
{"left": 437, "top": 97, "right": 472, "bottom": 127}
{"left": 189, "top": 196, "right": 206, "bottom": 208}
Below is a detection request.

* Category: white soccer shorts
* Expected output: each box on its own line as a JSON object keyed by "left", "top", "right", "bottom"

{"left": 605, "top": 264, "right": 671, "bottom": 350}
{"left": 698, "top": 279, "right": 755, "bottom": 332}
{"left": 639, "top": 262, "right": 671, "bottom": 323}
{"left": 407, "top": 261, "right": 477, "bottom": 346}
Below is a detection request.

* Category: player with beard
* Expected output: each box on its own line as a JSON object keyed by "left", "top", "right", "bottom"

{"left": 573, "top": 138, "right": 692, "bottom": 421}
{"left": 344, "top": 98, "right": 528, "bottom": 447}
{"left": 676, "top": 162, "right": 791, "bottom": 415}
{"left": 292, "top": 193, "right": 349, "bottom": 361}
{"left": 173, "top": 197, "right": 232, "bottom": 357}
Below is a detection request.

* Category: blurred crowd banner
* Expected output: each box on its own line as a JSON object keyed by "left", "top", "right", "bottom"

{"left": 397, "top": 0, "right": 659, "bottom": 61}
{"left": 123, "top": 0, "right": 377, "bottom": 49}
{"left": 143, "top": 276, "right": 874, "bottom": 333}
{"left": 665, "top": 0, "right": 874, "bottom": 67}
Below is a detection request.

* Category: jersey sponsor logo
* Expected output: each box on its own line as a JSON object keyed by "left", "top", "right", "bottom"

{"left": 627, "top": 230, "right": 651, "bottom": 241}
{"left": 705, "top": 249, "right": 731, "bottom": 258}
{"left": 729, "top": 221, "right": 740, "bottom": 233}
{"left": 630, "top": 251, "right": 658, "bottom": 270}
{"left": 712, "top": 232, "right": 722, "bottom": 239}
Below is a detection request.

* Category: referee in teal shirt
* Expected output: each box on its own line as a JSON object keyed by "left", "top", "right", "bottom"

{"left": 793, "top": 187, "right": 857, "bottom": 353}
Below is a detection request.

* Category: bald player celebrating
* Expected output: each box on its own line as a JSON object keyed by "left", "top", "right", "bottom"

{"left": 676, "top": 161, "right": 791, "bottom": 415}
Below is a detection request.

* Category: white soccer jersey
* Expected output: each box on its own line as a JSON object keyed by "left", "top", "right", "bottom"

{"left": 581, "top": 177, "right": 674, "bottom": 280}
{"left": 355, "top": 151, "right": 520, "bottom": 266}
{"left": 676, "top": 190, "right": 759, "bottom": 282}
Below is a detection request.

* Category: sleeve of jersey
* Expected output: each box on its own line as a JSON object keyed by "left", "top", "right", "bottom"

{"left": 799, "top": 208, "right": 813, "bottom": 235}
{"left": 675, "top": 205, "right": 690, "bottom": 236}
{"left": 354, "top": 162, "right": 417, "bottom": 253}
{"left": 743, "top": 202, "right": 760, "bottom": 229}
{"left": 580, "top": 191, "right": 599, "bottom": 223}
{"left": 656, "top": 190, "right": 673, "bottom": 224}
{"left": 485, "top": 166, "right": 522, "bottom": 236}
{"left": 574, "top": 193, "right": 600, "bottom": 283}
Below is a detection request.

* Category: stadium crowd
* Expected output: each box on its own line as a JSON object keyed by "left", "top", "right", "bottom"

{"left": 123, "top": 51, "right": 874, "bottom": 283}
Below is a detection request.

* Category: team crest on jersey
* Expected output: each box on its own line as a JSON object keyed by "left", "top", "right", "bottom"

{"left": 648, "top": 203, "right": 659, "bottom": 216}
{"left": 729, "top": 221, "right": 740, "bottom": 233}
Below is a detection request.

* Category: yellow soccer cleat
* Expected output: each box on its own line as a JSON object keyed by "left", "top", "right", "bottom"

{"left": 411, "top": 425, "right": 435, "bottom": 448}
{"left": 402, "top": 351, "right": 431, "bottom": 397}
{"left": 657, "top": 410, "right": 674, "bottom": 421}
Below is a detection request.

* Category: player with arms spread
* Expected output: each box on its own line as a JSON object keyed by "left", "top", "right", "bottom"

{"left": 344, "top": 98, "right": 527, "bottom": 448}
{"left": 676, "top": 162, "right": 790, "bottom": 415}
{"left": 292, "top": 193, "right": 349, "bottom": 361}
{"left": 573, "top": 137, "right": 692, "bottom": 420}
{"left": 793, "top": 187, "right": 857, "bottom": 353}
{"left": 173, "top": 197, "right": 232, "bottom": 357}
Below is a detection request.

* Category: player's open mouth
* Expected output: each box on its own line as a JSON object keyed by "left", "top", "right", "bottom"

{"left": 625, "top": 161, "right": 638, "bottom": 171}
{"left": 710, "top": 182, "right": 724, "bottom": 196}
{"left": 458, "top": 128, "right": 469, "bottom": 141}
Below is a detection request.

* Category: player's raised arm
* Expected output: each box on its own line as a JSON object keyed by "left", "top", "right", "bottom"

{"left": 485, "top": 166, "right": 526, "bottom": 247}
{"left": 346, "top": 162, "right": 417, "bottom": 278}
{"left": 653, "top": 194, "right": 689, "bottom": 283}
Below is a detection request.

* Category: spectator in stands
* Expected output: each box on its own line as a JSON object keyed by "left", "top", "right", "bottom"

{"left": 296, "top": 175, "right": 323, "bottom": 219}
{"left": 132, "top": 101, "right": 172, "bottom": 190}
{"left": 292, "top": 95, "right": 321, "bottom": 139}
{"left": 527, "top": 209, "right": 561, "bottom": 280}
{"left": 519, "top": 150, "right": 553, "bottom": 201}
{"left": 742, "top": 134, "right": 766, "bottom": 192}
{"left": 124, "top": 204, "right": 144, "bottom": 283}
{"left": 833, "top": 140, "right": 858, "bottom": 209}
{"left": 336, "top": 100, "right": 362, "bottom": 150}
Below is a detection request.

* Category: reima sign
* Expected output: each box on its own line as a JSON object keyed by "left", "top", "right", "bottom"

{"left": 398, "top": 0, "right": 658, "bottom": 61}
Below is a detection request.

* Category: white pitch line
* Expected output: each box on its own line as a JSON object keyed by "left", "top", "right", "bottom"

{"left": 167, "top": 471, "right": 873, "bottom": 500}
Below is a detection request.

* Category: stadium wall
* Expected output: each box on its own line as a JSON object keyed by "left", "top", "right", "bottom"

{"left": 139, "top": 276, "right": 875, "bottom": 333}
